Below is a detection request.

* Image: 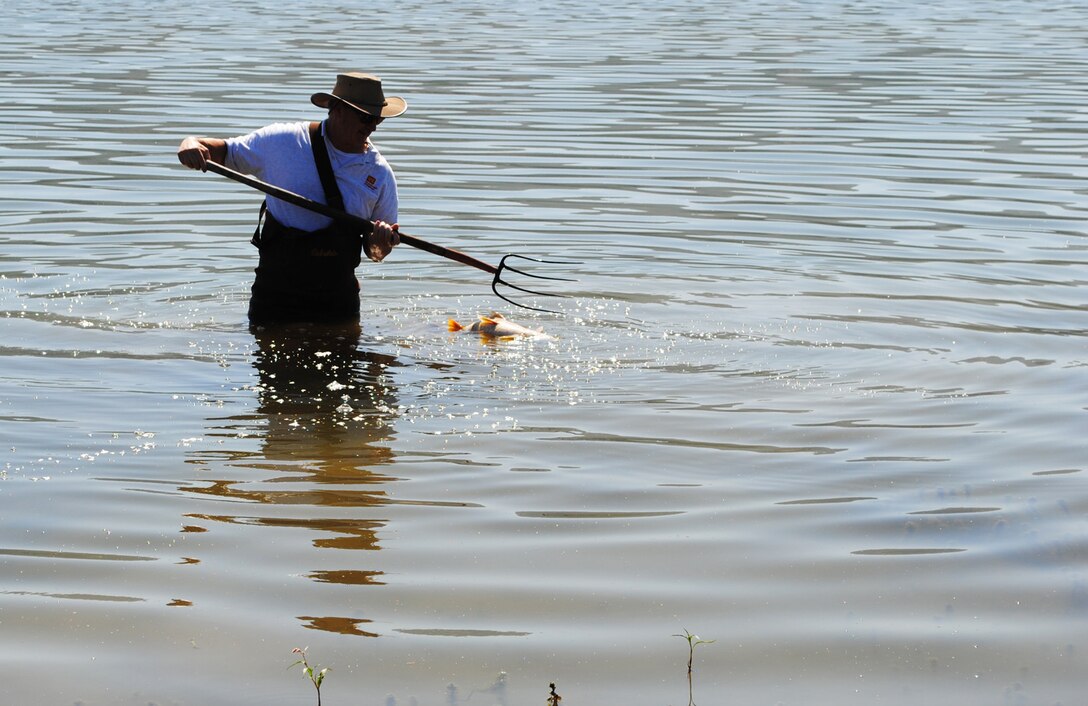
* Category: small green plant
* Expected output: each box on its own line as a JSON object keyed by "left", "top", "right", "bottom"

{"left": 674, "top": 629, "right": 715, "bottom": 706}
{"left": 547, "top": 681, "right": 562, "bottom": 705}
{"left": 673, "top": 628, "right": 715, "bottom": 675}
{"left": 290, "top": 647, "right": 330, "bottom": 706}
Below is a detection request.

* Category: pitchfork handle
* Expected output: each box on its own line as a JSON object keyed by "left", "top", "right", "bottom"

{"left": 202, "top": 161, "right": 499, "bottom": 275}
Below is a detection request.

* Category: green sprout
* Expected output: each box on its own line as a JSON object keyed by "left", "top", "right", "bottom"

{"left": 290, "top": 647, "right": 330, "bottom": 706}
{"left": 674, "top": 628, "right": 715, "bottom": 706}
{"left": 673, "top": 628, "right": 715, "bottom": 675}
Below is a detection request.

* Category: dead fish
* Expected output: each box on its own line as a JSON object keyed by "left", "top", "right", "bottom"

{"left": 447, "top": 312, "right": 553, "bottom": 339}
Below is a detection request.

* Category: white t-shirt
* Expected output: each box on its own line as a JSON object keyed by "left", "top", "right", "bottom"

{"left": 225, "top": 120, "right": 398, "bottom": 232}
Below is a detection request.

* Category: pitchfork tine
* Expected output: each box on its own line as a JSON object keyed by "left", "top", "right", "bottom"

{"left": 491, "top": 254, "right": 581, "bottom": 313}
{"left": 492, "top": 285, "right": 558, "bottom": 314}
{"left": 498, "top": 255, "right": 579, "bottom": 283}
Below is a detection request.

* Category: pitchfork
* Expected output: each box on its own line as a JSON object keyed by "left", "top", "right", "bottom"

{"left": 201, "top": 162, "right": 575, "bottom": 313}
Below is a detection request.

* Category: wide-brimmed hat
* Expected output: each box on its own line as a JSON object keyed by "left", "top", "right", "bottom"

{"left": 311, "top": 72, "right": 407, "bottom": 119}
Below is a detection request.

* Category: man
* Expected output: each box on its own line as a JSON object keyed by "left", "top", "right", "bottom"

{"left": 177, "top": 72, "right": 404, "bottom": 324}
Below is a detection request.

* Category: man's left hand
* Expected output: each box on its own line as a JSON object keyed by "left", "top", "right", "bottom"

{"left": 367, "top": 221, "right": 400, "bottom": 262}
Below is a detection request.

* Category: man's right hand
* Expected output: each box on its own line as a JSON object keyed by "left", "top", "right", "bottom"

{"left": 177, "top": 137, "right": 226, "bottom": 171}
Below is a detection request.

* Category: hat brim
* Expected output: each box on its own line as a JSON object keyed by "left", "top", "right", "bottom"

{"left": 311, "top": 92, "right": 407, "bottom": 119}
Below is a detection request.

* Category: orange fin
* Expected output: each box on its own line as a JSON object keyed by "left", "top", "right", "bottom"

{"left": 448, "top": 319, "right": 465, "bottom": 332}
{"left": 479, "top": 316, "right": 499, "bottom": 326}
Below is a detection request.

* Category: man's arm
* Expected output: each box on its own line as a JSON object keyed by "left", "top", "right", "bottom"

{"left": 177, "top": 137, "right": 228, "bottom": 171}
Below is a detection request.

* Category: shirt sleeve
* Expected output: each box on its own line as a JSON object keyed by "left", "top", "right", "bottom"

{"left": 223, "top": 125, "right": 273, "bottom": 178}
{"left": 224, "top": 122, "right": 309, "bottom": 182}
{"left": 222, "top": 123, "right": 334, "bottom": 231}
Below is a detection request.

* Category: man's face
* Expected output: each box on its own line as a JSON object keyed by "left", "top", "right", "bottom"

{"left": 327, "top": 101, "right": 384, "bottom": 153}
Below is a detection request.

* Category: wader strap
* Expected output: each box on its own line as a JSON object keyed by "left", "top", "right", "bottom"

{"left": 309, "top": 120, "right": 370, "bottom": 254}
{"left": 252, "top": 200, "right": 267, "bottom": 246}
{"left": 309, "top": 121, "right": 345, "bottom": 212}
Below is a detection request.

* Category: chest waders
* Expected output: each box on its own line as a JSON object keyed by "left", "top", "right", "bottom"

{"left": 247, "top": 122, "right": 364, "bottom": 324}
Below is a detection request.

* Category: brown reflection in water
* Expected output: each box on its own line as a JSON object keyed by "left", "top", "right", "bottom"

{"left": 186, "top": 513, "right": 384, "bottom": 551}
{"left": 184, "top": 479, "right": 391, "bottom": 509}
{"left": 183, "top": 321, "right": 405, "bottom": 587}
{"left": 308, "top": 569, "right": 385, "bottom": 586}
{"left": 298, "top": 615, "right": 379, "bottom": 637}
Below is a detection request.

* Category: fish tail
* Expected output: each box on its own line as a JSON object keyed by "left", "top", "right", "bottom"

{"left": 448, "top": 319, "right": 465, "bottom": 332}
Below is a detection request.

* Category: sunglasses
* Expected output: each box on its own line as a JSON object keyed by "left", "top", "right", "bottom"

{"left": 332, "top": 96, "right": 384, "bottom": 125}
{"left": 352, "top": 110, "right": 383, "bottom": 125}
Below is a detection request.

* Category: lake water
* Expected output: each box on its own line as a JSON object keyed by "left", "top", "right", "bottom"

{"left": 2, "top": 1, "right": 1086, "bottom": 704}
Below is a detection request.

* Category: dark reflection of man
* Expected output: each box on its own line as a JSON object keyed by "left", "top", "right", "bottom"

{"left": 249, "top": 320, "right": 399, "bottom": 467}
{"left": 185, "top": 320, "right": 402, "bottom": 637}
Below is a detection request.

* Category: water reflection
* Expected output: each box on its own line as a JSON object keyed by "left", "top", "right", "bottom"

{"left": 189, "top": 319, "right": 401, "bottom": 499}
{"left": 246, "top": 320, "right": 400, "bottom": 467}
{"left": 184, "top": 321, "right": 402, "bottom": 635}
{"left": 183, "top": 513, "right": 386, "bottom": 552}
{"left": 297, "top": 615, "right": 379, "bottom": 638}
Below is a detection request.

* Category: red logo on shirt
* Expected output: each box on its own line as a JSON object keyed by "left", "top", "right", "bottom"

{"left": 365, "top": 175, "right": 378, "bottom": 191}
